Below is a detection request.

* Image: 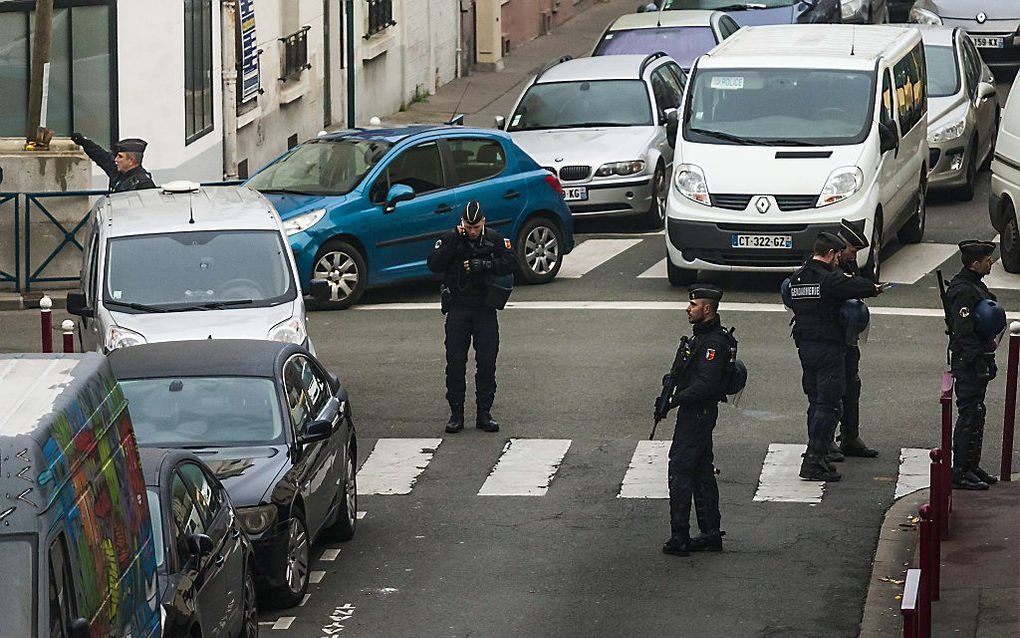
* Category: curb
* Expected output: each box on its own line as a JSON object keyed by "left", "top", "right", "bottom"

{"left": 858, "top": 490, "right": 929, "bottom": 636}
{"left": 0, "top": 292, "right": 68, "bottom": 311}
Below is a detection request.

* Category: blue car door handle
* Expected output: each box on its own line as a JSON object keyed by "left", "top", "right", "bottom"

{"left": 434, "top": 204, "right": 455, "bottom": 214}
{"left": 503, "top": 190, "right": 521, "bottom": 200}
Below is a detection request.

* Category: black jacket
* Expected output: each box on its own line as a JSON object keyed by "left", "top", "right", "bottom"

{"left": 672, "top": 316, "right": 732, "bottom": 407}
{"left": 947, "top": 266, "right": 997, "bottom": 366}
{"left": 80, "top": 138, "right": 156, "bottom": 192}
{"left": 427, "top": 228, "right": 517, "bottom": 308}
{"left": 789, "top": 258, "right": 878, "bottom": 344}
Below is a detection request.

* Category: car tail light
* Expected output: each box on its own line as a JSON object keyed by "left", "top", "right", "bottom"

{"left": 544, "top": 174, "right": 563, "bottom": 197}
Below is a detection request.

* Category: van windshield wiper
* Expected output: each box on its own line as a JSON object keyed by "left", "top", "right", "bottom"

{"left": 104, "top": 300, "right": 169, "bottom": 313}
{"left": 711, "top": 3, "right": 767, "bottom": 11}
{"left": 169, "top": 299, "right": 255, "bottom": 312}
{"left": 759, "top": 138, "right": 816, "bottom": 147}
{"left": 256, "top": 187, "right": 322, "bottom": 196}
{"left": 688, "top": 127, "right": 754, "bottom": 145}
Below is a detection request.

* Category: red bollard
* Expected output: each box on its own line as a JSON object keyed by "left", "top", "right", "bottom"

{"left": 940, "top": 372, "right": 954, "bottom": 534}
{"left": 61, "top": 320, "right": 75, "bottom": 354}
{"left": 928, "top": 450, "right": 942, "bottom": 602}
{"left": 39, "top": 295, "right": 53, "bottom": 353}
{"left": 901, "top": 568, "right": 921, "bottom": 638}
{"left": 919, "top": 504, "right": 934, "bottom": 636}
{"left": 1000, "top": 322, "right": 1020, "bottom": 481}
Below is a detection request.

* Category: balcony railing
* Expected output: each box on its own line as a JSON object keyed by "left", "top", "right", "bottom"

{"left": 279, "top": 26, "right": 311, "bottom": 82}
{"left": 366, "top": 0, "right": 395, "bottom": 38}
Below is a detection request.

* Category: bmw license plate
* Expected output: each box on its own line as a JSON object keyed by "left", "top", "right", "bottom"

{"left": 730, "top": 234, "right": 793, "bottom": 249}
{"left": 563, "top": 186, "right": 588, "bottom": 202}
{"left": 972, "top": 36, "right": 1006, "bottom": 48}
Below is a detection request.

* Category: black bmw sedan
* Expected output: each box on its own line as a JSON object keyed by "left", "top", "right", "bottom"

{"left": 113, "top": 340, "right": 358, "bottom": 609}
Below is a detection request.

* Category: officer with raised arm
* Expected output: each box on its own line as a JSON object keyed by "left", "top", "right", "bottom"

{"left": 70, "top": 134, "right": 155, "bottom": 192}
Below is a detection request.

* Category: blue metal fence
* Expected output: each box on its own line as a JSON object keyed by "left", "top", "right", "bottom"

{"left": 23, "top": 190, "right": 109, "bottom": 292}
{"left": 0, "top": 193, "right": 20, "bottom": 293}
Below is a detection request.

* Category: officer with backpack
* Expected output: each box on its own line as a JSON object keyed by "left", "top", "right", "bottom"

{"left": 655, "top": 284, "right": 740, "bottom": 557}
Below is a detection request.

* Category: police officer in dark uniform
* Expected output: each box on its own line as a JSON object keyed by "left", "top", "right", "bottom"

{"left": 660, "top": 284, "right": 730, "bottom": 556}
{"left": 427, "top": 201, "right": 517, "bottom": 434}
{"left": 946, "top": 240, "right": 999, "bottom": 490}
{"left": 834, "top": 218, "right": 880, "bottom": 459}
{"left": 70, "top": 134, "right": 156, "bottom": 192}
{"left": 788, "top": 232, "right": 882, "bottom": 482}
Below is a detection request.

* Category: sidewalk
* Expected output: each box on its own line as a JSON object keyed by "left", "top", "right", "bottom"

{"left": 860, "top": 480, "right": 1019, "bottom": 637}
{"left": 383, "top": 0, "right": 637, "bottom": 128}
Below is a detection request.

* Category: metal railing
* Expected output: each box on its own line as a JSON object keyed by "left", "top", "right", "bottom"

{"left": 0, "top": 193, "right": 20, "bottom": 292}
{"left": 366, "top": 0, "right": 395, "bottom": 38}
{"left": 279, "top": 26, "right": 311, "bottom": 82}
{"left": 23, "top": 190, "right": 107, "bottom": 291}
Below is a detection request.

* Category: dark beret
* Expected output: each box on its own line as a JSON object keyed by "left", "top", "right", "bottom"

{"left": 689, "top": 284, "right": 723, "bottom": 302}
{"left": 114, "top": 138, "right": 147, "bottom": 154}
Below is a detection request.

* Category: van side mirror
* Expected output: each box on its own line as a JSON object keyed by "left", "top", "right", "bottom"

{"left": 879, "top": 122, "right": 899, "bottom": 154}
{"left": 494, "top": 115, "right": 506, "bottom": 130}
{"left": 69, "top": 618, "right": 91, "bottom": 638}
{"left": 384, "top": 184, "right": 415, "bottom": 213}
{"left": 664, "top": 108, "right": 679, "bottom": 148}
{"left": 186, "top": 533, "right": 214, "bottom": 558}
{"left": 977, "top": 82, "right": 996, "bottom": 101}
{"left": 299, "top": 419, "right": 333, "bottom": 445}
{"left": 66, "top": 291, "right": 93, "bottom": 318}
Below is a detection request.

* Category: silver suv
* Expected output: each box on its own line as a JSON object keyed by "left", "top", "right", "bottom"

{"left": 499, "top": 53, "right": 686, "bottom": 228}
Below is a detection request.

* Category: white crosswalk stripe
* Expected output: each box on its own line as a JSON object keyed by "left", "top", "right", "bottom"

{"left": 618, "top": 440, "right": 670, "bottom": 498}
{"left": 477, "top": 438, "right": 571, "bottom": 496}
{"left": 983, "top": 260, "right": 1020, "bottom": 290}
{"left": 895, "top": 448, "right": 932, "bottom": 500}
{"left": 557, "top": 239, "right": 642, "bottom": 278}
{"left": 753, "top": 443, "right": 825, "bottom": 504}
{"left": 638, "top": 258, "right": 667, "bottom": 279}
{"left": 357, "top": 438, "right": 442, "bottom": 495}
{"left": 882, "top": 243, "right": 958, "bottom": 285}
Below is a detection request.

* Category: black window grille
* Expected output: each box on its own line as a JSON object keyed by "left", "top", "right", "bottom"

{"left": 366, "top": 0, "right": 395, "bottom": 38}
{"left": 279, "top": 25, "right": 311, "bottom": 82}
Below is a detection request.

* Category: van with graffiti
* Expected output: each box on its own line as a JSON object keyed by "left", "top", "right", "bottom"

{"left": 0, "top": 353, "right": 160, "bottom": 638}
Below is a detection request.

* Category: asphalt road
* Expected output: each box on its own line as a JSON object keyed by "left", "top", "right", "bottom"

{"left": 2, "top": 159, "right": 1019, "bottom": 636}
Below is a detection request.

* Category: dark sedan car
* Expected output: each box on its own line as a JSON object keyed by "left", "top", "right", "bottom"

{"left": 140, "top": 448, "right": 258, "bottom": 638}
{"left": 112, "top": 340, "right": 358, "bottom": 609}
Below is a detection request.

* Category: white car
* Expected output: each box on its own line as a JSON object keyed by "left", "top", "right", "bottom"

{"left": 665, "top": 24, "right": 929, "bottom": 284}
{"left": 593, "top": 10, "right": 741, "bottom": 72}
{"left": 989, "top": 80, "right": 1020, "bottom": 271}
{"left": 500, "top": 54, "right": 686, "bottom": 229}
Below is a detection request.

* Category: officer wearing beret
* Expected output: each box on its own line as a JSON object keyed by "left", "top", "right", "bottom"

{"left": 834, "top": 219, "right": 880, "bottom": 459}
{"left": 660, "top": 284, "right": 730, "bottom": 556}
{"left": 427, "top": 201, "right": 518, "bottom": 434}
{"left": 70, "top": 134, "right": 155, "bottom": 192}
{"left": 788, "top": 232, "right": 882, "bottom": 482}
{"left": 946, "top": 240, "right": 999, "bottom": 490}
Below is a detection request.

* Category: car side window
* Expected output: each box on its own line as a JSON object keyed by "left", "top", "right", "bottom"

{"left": 650, "top": 68, "right": 681, "bottom": 118}
{"left": 449, "top": 138, "right": 507, "bottom": 185}
{"left": 667, "top": 63, "right": 687, "bottom": 91}
{"left": 81, "top": 229, "right": 98, "bottom": 304}
{"left": 659, "top": 64, "right": 685, "bottom": 105}
{"left": 47, "top": 534, "right": 77, "bottom": 638}
{"left": 284, "top": 356, "right": 329, "bottom": 434}
{"left": 881, "top": 70, "right": 896, "bottom": 126}
{"left": 719, "top": 16, "right": 739, "bottom": 39}
{"left": 370, "top": 141, "right": 446, "bottom": 202}
{"left": 171, "top": 470, "right": 207, "bottom": 541}
{"left": 893, "top": 44, "right": 926, "bottom": 133}
{"left": 178, "top": 463, "right": 224, "bottom": 526}
{"left": 961, "top": 38, "right": 981, "bottom": 97}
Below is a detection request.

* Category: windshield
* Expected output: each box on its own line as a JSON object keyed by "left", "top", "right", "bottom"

{"left": 247, "top": 138, "right": 391, "bottom": 196}
{"left": 121, "top": 377, "right": 285, "bottom": 447}
{"left": 684, "top": 68, "right": 875, "bottom": 146}
{"left": 104, "top": 230, "right": 296, "bottom": 312}
{"left": 146, "top": 490, "right": 165, "bottom": 569}
{"left": 0, "top": 539, "right": 33, "bottom": 638}
{"left": 924, "top": 45, "right": 960, "bottom": 98}
{"left": 664, "top": 0, "right": 794, "bottom": 8}
{"left": 508, "top": 80, "right": 653, "bottom": 131}
{"left": 595, "top": 27, "right": 717, "bottom": 70}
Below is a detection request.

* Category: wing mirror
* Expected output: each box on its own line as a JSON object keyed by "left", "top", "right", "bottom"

{"left": 66, "top": 291, "right": 93, "bottom": 318}
{"left": 494, "top": 115, "right": 506, "bottom": 130}
{"left": 69, "top": 618, "right": 91, "bottom": 638}
{"left": 878, "top": 121, "right": 899, "bottom": 154}
{"left": 299, "top": 419, "right": 333, "bottom": 445}
{"left": 186, "top": 533, "right": 214, "bottom": 558}
{"left": 664, "top": 108, "right": 679, "bottom": 148}
{"left": 384, "top": 184, "right": 415, "bottom": 213}
{"left": 977, "top": 81, "right": 996, "bottom": 101}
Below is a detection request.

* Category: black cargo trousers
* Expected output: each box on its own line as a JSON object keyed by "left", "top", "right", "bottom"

{"left": 668, "top": 403, "right": 721, "bottom": 542}
{"left": 797, "top": 340, "right": 847, "bottom": 467}
{"left": 444, "top": 304, "right": 499, "bottom": 414}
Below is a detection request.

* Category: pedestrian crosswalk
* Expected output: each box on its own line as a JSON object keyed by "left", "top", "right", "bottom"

{"left": 561, "top": 237, "right": 1020, "bottom": 290}
{"left": 357, "top": 438, "right": 936, "bottom": 503}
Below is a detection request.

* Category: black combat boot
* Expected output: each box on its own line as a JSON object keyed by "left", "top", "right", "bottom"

{"left": 826, "top": 441, "right": 845, "bottom": 463}
{"left": 952, "top": 468, "right": 989, "bottom": 490}
{"left": 971, "top": 409, "right": 997, "bottom": 485}
{"left": 661, "top": 537, "right": 690, "bottom": 556}
{"left": 800, "top": 453, "right": 841, "bottom": 482}
{"left": 973, "top": 467, "right": 999, "bottom": 485}
{"left": 476, "top": 411, "right": 500, "bottom": 432}
{"left": 688, "top": 530, "right": 725, "bottom": 552}
{"left": 840, "top": 437, "right": 879, "bottom": 458}
{"left": 445, "top": 405, "right": 465, "bottom": 434}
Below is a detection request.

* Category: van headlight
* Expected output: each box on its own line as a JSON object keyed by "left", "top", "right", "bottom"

{"left": 817, "top": 167, "right": 864, "bottom": 207}
{"left": 909, "top": 7, "right": 942, "bottom": 25}
{"left": 106, "top": 326, "right": 146, "bottom": 351}
{"left": 929, "top": 117, "right": 966, "bottom": 144}
{"left": 237, "top": 505, "right": 278, "bottom": 535}
{"left": 595, "top": 160, "right": 645, "bottom": 177}
{"left": 673, "top": 164, "right": 711, "bottom": 206}
{"left": 269, "top": 316, "right": 307, "bottom": 345}
{"left": 283, "top": 209, "right": 326, "bottom": 236}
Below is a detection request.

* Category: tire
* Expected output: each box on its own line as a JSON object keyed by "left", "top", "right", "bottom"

{"left": 640, "top": 164, "right": 667, "bottom": 230}
{"left": 954, "top": 149, "right": 977, "bottom": 202}
{"left": 310, "top": 240, "right": 367, "bottom": 309}
{"left": 325, "top": 441, "right": 357, "bottom": 542}
{"left": 241, "top": 566, "right": 259, "bottom": 638}
{"left": 666, "top": 258, "right": 697, "bottom": 286}
{"left": 896, "top": 178, "right": 926, "bottom": 244}
{"left": 516, "top": 217, "right": 564, "bottom": 284}
{"left": 273, "top": 510, "right": 310, "bottom": 608}
{"left": 1001, "top": 209, "right": 1020, "bottom": 273}
{"left": 864, "top": 216, "right": 883, "bottom": 282}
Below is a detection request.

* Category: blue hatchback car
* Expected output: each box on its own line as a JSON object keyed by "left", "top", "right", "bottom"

{"left": 247, "top": 125, "right": 574, "bottom": 308}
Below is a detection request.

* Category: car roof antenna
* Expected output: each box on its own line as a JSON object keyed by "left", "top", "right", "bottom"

{"left": 188, "top": 192, "right": 195, "bottom": 224}
{"left": 850, "top": 26, "right": 856, "bottom": 56}
{"left": 656, "top": 0, "right": 663, "bottom": 27}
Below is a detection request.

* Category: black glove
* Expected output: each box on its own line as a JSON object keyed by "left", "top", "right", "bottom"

{"left": 70, "top": 132, "right": 85, "bottom": 146}
{"left": 654, "top": 396, "right": 669, "bottom": 421}
{"left": 468, "top": 258, "right": 485, "bottom": 273}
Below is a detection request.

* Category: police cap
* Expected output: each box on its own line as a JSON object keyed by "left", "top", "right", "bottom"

{"left": 958, "top": 239, "right": 995, "bottom": 264}
{"left": 462, "top": 200, "right": 484, "bottom": 224}
{"left": 817, "top": 231, "right": 847, "bottom": 251}
{"left": 114, "top": 138, "right": 147, "bottom": 154}
{"left": 689, "top": 283, "right": 723, "bottom": 302}
{"left": 839, "top": 218, "right": 869, "bottom": 249}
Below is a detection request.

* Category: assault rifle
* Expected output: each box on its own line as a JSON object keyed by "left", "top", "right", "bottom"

{"left": 651, "top": 335, "right": 692, "bottom": 440}
{"left": 935, "top": 270, "right": 952, "bottom": 366}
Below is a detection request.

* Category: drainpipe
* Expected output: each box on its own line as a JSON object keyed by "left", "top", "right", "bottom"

{"left": 221, "top": 0, "right": 239, "bottom": 179}
{"left": 346, "top": 0, "right": 356, "bottom": 127}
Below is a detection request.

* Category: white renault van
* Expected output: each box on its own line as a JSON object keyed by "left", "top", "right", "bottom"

{"left": 989, "top": 80, "right": 1020, "bottom": 272}
{"left": 67, "top": 183, "right": 320, "bottom": 353}
{"left": 665, "top": 24, "right": 929, "bottom": 284}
